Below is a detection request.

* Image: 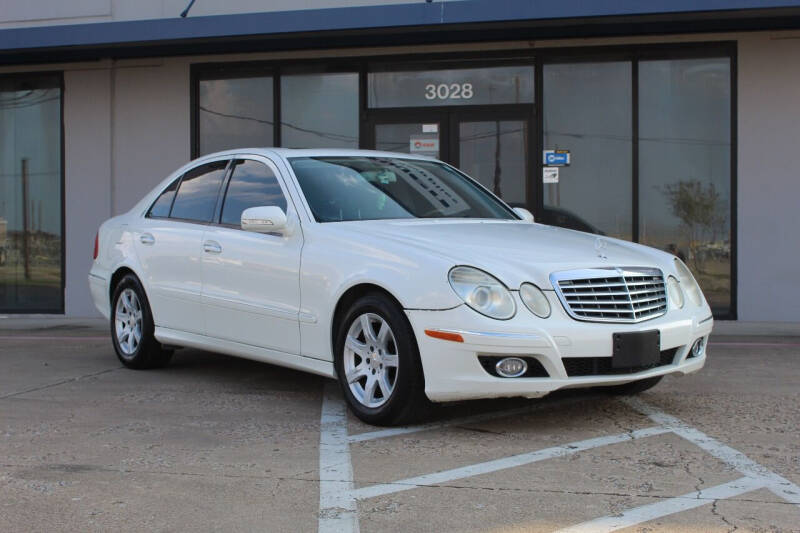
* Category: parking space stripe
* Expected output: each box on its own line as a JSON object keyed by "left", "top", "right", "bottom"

{"left": 555, "top": 476, "right": 765, "bottom": 533}
{"left": 318, "top": 381, "right": 359, "bottom": 533}
{"left": 622, "top": 397, "right": 800, "bottom": 507}
{"left": 351, "top": 426, "right": 670, "bottom": 501}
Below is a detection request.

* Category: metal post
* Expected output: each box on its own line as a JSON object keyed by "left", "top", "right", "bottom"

{"left": 21, "top": 158, "right": 31, "bottom": 280}
{"left": 493, "top": 120, "right": 502, "bottom": 197}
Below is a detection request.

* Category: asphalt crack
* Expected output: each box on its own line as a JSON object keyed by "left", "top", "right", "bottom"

{"left": 711, "top": 498, "right": 740, "bottom": 532}
{"left": 0, "top": 366, "right": 123, "bottom": 400}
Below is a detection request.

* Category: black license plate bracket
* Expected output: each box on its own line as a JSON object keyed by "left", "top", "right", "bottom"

{"left": 612, "top": 330, "right": 660, "bottom": 368}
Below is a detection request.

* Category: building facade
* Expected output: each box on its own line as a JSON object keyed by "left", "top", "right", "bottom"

{"left": 1, "top": 0, "right": 799, "bottom": 320}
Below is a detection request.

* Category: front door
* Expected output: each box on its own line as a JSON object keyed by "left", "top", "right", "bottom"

{"left": 369, "top": 109, "right": 533, "bottom": 210}
{"left": 201, "top": 156, "right": 303, "bottom": 355}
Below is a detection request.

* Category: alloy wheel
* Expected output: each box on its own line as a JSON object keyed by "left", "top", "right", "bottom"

{"left": 115, "top": 288, "right": 143, "bottom": 357}
{"left": 343, "top": 313, "right": 399, "bottom": 408}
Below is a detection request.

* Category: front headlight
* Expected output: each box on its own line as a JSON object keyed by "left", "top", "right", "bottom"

{"left": 448, "top": 266, "right": 516, "bottom": 320}
{"left": 520, "top": 283, "right": 551, "bottom": 318}
{"left": 674, "top": 258, "right": 704, "bottom": 306}
{"left": 666, "top": 276, "right": 684, "bottom": 309}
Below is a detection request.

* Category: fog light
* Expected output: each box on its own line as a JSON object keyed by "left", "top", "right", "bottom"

{"left": 690, "top": 338, "right": 705, "bottom": 358}
{"left": 495, "top": 357, "right": 527, "bottom": 378}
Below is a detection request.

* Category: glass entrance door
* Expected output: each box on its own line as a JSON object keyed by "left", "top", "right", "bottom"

{"left": 371, "top": 110, "right": 532, "bottom": 210}
{"left": 455, "top": 117, "right": 529, "bottom": 208}
{"left": 374, "top": 119, "right": 444, "bottom": 159}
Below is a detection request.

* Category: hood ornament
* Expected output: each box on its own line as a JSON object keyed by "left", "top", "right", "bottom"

{"left": 594, "top": 237, "right": 608, "bottom": 260}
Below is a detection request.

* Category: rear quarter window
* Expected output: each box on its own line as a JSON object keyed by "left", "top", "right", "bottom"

{"left": 147, "top": 178, "right": 179, "bottom": 218}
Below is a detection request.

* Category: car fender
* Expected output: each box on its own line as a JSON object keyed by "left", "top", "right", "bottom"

{"left": 297, "top": 230, "right": 462, "bottom": 362}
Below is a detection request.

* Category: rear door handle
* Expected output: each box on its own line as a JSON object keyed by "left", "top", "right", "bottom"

{"left": 140, "top": 233, "right": 155, "bottom": 245}
{"left": 203, "top": 240, "right": 222, "bottom": 254}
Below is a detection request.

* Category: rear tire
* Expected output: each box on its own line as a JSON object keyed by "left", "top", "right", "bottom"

{"left": 334, "top": 292, "right": 429, "bottom": 426}
{"left": 600, "top": 375, "right": 663, "bottom": 395}
{"left": 110, "top": 274, "right": 172, "bottom": 369}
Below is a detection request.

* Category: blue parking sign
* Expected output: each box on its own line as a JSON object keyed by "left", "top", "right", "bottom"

{"left": 543, "top": 150, "right": 570, "bottom": 166}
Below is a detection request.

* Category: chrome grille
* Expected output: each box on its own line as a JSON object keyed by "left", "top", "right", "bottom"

{"left": 550, "top": 267, "right": 667, "bottom": 323}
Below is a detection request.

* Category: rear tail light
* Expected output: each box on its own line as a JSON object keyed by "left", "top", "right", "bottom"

{"left": 93, "top": 232, "right": 99, "bottom": 260}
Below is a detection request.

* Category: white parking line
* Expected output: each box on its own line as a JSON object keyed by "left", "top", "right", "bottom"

{"left": 319, "top": 389, "right": 800, "bottom": 533}
{"left": 351, "top": 426, "right": 670, "bottom": 500}
{"left": 318, "top": 381, "right": 359, "bottom": 533}
{"left": 555, "top": 476, "right": 765, "bottom": 533}
{"left": 623, "top": 396, "right": 800, "bottom": 507}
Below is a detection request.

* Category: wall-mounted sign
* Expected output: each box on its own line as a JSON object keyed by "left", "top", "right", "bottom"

{"left": 368, "top": 66, "right": 534, "bottom": 108}
{"left": 409, "top": 135, "right": 440, "bottom": 155}
{"left": 422, "top": 124, "right": 439, "bottom": 133}
{"left": 543, "top": 167, "right": 559, "bottom": 184}
{"left": 543, "top": 149, "right": 570, "bottom": 166}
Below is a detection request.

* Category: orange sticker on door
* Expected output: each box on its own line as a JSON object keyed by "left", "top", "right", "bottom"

{"left": 409, "top": 135, "right": 440, "bottom": 154}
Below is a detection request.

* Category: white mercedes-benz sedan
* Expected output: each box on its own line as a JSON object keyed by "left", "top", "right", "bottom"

{"left": 90, "top": 148, "right": 713, "bottom": 425}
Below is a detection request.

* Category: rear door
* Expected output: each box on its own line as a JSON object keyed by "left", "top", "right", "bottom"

{"left": 201, "top": 157, "right": 303, "bottom": 354}
{"left": 134, "top": 158, "right": 229, "bottom": 334}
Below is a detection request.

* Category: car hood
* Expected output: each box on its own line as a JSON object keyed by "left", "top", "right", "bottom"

{"left": 337, "top": 219, "right": 675, "bottom": 290}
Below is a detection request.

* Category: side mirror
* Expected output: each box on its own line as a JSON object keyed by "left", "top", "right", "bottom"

{"left": 513, "top": 207, "right": 535, "bottom": 223}
{"left": 241, "top": 206, "right": 288, "bottom": 234}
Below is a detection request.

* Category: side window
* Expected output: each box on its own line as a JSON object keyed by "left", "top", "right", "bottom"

{"left": 147, "top": 177, "right": 180, "bottom": 218}
{"left": 170, "top": 160, "right": 228, "bottom": 222}
{"left": 220, "top": 159, "right": 288, "bottom": 226}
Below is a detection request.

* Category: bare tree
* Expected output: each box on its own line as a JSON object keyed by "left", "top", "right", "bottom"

{"left": 661, "top": 180, "right": 725, "bottom": 272}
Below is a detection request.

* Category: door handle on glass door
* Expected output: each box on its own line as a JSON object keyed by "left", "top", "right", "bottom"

{"left": 140, "top": 233, "right": 155, "bottom": 245}
{"left": 203, "top": 240, "right": 222, "bottom": 254}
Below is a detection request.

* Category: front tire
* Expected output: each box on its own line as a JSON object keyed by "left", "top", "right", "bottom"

{"left": 600, "top": 375, "right": 663, "bottom": 395}
{"left": 111, "top": 274, "right": 172, "bottom": 369}
{"left": 334, "top": 292, "right": 428, "bottom": 426}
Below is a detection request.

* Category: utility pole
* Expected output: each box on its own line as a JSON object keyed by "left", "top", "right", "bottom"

{"left": 493, "top": 120, "right": 502, "bottom": 197}
{"left": 21, "top": 158, "right": 31, "bottom": 280}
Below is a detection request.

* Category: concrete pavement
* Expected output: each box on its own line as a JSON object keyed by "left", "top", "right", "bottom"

{"left": 1, "top": 324, "right": 798, "bottom": 532}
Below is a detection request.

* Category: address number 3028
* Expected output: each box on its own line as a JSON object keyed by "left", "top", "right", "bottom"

{"left": 424, "top": 83, "right": 474, "bottom": 100}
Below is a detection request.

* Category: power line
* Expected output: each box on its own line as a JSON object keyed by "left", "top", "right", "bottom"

{"left": 199, "top": 106, "right": 357, "bottom": 142}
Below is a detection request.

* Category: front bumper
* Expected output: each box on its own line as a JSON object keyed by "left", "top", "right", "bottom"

{"left": 405, "top": 291, "right": 713, "bottom": 402}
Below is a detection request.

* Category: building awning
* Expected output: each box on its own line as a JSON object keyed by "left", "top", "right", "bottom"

{"left": 3, "top": 0, "right": 800, "bottom": 65}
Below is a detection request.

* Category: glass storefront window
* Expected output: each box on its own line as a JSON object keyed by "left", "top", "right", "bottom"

{"left": 639, "top": 58, "right": 732, "bottom": 314}
{"left": 192, "top": 52, "right": 732, "bottom": 316}
{"left": 0, "top": 75, "right": 63, "bottom": 313}
{"left": 199, "top": 76, "right": 273, "bottom": 155}
{"left": 281, "top": 73, "right": 358, "bottom": 148}
{"left": 459, "top": 120, "right": 528, "bottom": 207}
{"left": 368, "top": 66, "right": 534, "bottom": 108}
{"left": 543, "top": 62, "right": 633, "bottom": 239}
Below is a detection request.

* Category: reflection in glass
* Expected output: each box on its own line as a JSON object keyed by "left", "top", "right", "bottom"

{"left": 369, "top": 66, "right": 534, "bottom": 108}
{"left": 170, "top": 161, "right": 228, "bottom": 222}
{"left": 289, "top": 156, "right": 515, "bottom": 222}
{"left": 639, "top": 58, "right": 731, "bottom": 314}
{"left": 459, "top": 121, "right": 527, "bottom": 207}
{"left": 221, "top": 160, "right": 287, "bottom": 226}
{"left": 543, "top": 62, "right": 632, "bottom": 239}
{"left": 199, "top": 77, "right": 273, "bottom": 155}
{"left": 0, "top": 76, "right": 62, "bottom": 312}
{"left": 281, "top": 73, "right": 358, "bottom": 148}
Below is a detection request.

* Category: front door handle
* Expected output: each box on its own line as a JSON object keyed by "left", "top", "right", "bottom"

{"left": 203, "top": 240, "right": 222, "bottom": 254}
{"left": 140, "top": 233, "right": 155, "bottom": 245}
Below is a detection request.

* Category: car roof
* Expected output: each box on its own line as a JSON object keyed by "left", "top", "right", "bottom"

{"left": 196, "top": 147, "right": 441, "bottom": 162}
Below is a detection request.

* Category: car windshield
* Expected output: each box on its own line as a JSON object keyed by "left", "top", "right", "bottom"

{"left": 288, "top": 156, "right": 517, "bottom": 222}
